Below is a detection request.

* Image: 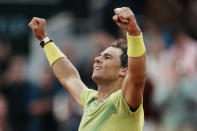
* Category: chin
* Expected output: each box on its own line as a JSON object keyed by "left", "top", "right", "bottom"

{"left": 92, "top": 73, "right": 102, "bottom": 83}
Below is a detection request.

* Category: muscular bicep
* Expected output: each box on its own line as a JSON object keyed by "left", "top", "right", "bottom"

{"left": 52, "top": 58, "right": 87, "bottom": 107}
{"left": 122, "top": 55, "right": 146, "bottom": 109}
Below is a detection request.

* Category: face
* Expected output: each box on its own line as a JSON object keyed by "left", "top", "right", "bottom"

{"left": 92, "top": 47, "right": 123, "bottom": 83}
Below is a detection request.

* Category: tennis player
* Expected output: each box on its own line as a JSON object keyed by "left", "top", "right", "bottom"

{"left": 29, "top": 7, "right": 146, "bottom": 131}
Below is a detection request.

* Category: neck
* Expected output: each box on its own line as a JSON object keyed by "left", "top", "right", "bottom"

{"left": 96, "top": 79, "right": 122, "bottom": 104}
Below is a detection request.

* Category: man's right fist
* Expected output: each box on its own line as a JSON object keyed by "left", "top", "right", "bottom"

{"left": 28, "top": 17, "right": 47, "bottom": 42}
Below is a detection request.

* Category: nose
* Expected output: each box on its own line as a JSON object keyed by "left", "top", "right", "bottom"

{"left": 94, "top": 56, "right": 102, "bottom": 63}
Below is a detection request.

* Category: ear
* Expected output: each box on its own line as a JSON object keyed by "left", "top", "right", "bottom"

{"left": 119, "top": 67, "right": 128, "bottom": 78}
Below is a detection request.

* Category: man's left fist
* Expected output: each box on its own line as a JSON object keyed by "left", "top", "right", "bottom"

{"left": 113, "top": 7, "right": 141, "bottom": 36}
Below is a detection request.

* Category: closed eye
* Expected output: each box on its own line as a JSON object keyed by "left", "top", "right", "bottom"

{"left": 103, "top": 54, "right": 113, "bottom": 59}
{"left": 105, "top": 56, "right": 111, "bottom": 59}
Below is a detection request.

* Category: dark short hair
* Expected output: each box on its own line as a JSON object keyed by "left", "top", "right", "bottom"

{"left": 110, "top": 39, "right": 128, "bottom": 68}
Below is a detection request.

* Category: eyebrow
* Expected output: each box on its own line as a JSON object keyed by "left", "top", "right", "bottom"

{"left": 100, "top": 53, "right": 113, "bottom": 58}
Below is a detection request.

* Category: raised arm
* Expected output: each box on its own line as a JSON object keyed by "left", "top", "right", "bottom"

{"left": 113, "top": 7, "right": 146, "bottom": 109}
{"left": 28, "top": 17, "right": 87, "bottom": 107}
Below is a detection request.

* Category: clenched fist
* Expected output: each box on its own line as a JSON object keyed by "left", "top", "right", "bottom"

{"left": 113, "top": 7, "right": 141, "bottom": 36}
{"left": 28, "top": 17, "right": 47, "bottom": 42}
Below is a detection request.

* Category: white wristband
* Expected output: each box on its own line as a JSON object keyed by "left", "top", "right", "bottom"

{"left": 42, "top": 37, "right": 51, "bottom": 43}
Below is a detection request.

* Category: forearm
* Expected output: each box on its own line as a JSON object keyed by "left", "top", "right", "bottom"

{"left": 43, "top": 42, "right": 86, "bottom": 106}
{"left": 52, "top": 57, "right": 80, "bottom": 82}
{"left": 128, "top": 56, "right": 146, "bottom": 84}
{"left": 127, "top": 33, "right": 146, "bottom": 80}
{"left": 43, "top": 42, "right": 80, "bottom": 80}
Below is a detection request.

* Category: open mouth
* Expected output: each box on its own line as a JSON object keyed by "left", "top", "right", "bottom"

{"left": 93, "top": 65, "right": 102, "bottom": 71}
{"left": 95, "top": 67, "right": 101, "bottom": 70}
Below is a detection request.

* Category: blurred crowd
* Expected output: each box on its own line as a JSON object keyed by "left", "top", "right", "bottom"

{"left": 0, "top": 0, "right": 197, "bottom": 131}
{"left": 0, "top": 42, "right": 82, "bottom": 131}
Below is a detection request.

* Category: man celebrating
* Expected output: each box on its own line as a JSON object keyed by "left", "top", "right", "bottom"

{"left": 29, "top": 7, "right": 146, "bottom": 131}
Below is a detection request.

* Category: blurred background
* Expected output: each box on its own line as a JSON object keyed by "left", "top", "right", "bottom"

{"left": 0, "top": 0, "right": 197, "bottom": 131}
